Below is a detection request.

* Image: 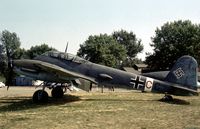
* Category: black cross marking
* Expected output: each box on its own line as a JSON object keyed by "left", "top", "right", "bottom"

{"left": 130, "top": 76, "right": 145, "bottom": 89}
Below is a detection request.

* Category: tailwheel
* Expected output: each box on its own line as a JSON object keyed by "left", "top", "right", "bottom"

{"left": 162, "top": 94, "right": 173, "bottom": 101}
{"left": 33, "top": 90, "right": 49, "bottom": 103}
{"left": 51, "top": 86, "right": 64, "bottom": 98}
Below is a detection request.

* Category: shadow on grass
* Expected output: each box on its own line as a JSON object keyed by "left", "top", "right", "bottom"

{"left": 158, "top": 98, "right": 190, "bottom": 105}
{"left": 0, "top": 94, "right": 81, "bottom": 112}
{"left": 83, "top": 97, "right": 190, "bottom": 105}
{"left": 0, "top": 94, "right": 190, "bottom": 112}
{"left": 83, "top": 98, "right": 157, "bottom": 102}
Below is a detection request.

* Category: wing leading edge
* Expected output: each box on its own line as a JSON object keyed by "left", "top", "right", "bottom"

{"left": 13, "top": 59, "right": 97, "bottom": 84}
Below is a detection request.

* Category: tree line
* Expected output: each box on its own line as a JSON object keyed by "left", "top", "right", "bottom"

{"left": 77, "top": 30, "right": 143, "bottom": 68}
{"left": 0, "top": 31, "right": 55, "bottom": 85}
{"left": 1, "top": 20, "right": 200, "bottom": 84}
{"left": 146, "top": 20, "right": 200, "bottom": 70}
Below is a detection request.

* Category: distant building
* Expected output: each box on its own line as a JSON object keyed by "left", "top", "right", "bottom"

{"left": 14, "top": 77, "right": 33, "bottom": 86}
{"left": 133, "top": 64, "right": 148, "bottom": 72}
{"left": 122, "top": 67, "right": 141, "bottom": 74}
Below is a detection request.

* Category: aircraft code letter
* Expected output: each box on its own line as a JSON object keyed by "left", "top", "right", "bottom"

{"left": 144, "top": 77, "right": 154, "bottom": 92}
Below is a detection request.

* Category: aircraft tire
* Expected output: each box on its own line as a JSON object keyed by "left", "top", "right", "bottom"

{"left": 32, "top": 90, "right": 49, "bottom": 103}
{"left": 51, "top": 87, "right": 64, "bottom": 98}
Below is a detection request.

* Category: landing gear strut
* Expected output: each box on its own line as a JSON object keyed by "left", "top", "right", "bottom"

{"left": 161, "top": 94, "right": 173, "bottom": 101}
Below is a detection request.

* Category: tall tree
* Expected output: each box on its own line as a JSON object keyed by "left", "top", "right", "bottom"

{"left": 146, "top": 20, "right": 200, "bottom": 70}
{"left": 0, "top": 45, "right": 6, "bottom": 74}
{"left": 112, "top": 30, "right": 143, "bottom": 58}
{"left": 0, "top": 30, "right": 21, "bottom": 85}
{"left": 77, "top": 34, "right": 127, "bottom": 67}
{"left": 25, "top": 44, "right": 56, "bottom": 59}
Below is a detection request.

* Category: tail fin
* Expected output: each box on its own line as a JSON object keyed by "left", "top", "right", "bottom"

{"left": 165, "top": 55, "right": 198, "bottom": 90}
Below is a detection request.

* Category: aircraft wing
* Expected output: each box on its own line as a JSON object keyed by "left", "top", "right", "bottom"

{"left": 13, "top": 59, "right": 97, "bottom": 84}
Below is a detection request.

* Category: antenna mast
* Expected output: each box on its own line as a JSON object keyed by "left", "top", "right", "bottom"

{"left": 65, "top": 42, "right": 68, "bottom": 53}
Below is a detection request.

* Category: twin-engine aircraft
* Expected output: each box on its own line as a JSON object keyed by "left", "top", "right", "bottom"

{"left": 13, "top": 51, "right": 199, "bottom": 102}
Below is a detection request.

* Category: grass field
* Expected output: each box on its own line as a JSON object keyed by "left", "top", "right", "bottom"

{"left": 0, "top": 87, "right": 200, "bottom": 129}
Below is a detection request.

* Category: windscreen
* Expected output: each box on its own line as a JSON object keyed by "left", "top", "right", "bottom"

{"left": 44, "top": 51, "right": 88, "bottom": 64}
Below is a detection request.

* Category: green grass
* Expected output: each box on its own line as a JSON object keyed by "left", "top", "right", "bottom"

{"left": 0, "top": 87, "right": 200, "bottom": 129}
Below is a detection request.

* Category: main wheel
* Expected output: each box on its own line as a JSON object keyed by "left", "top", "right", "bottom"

{"left": 33, "top": 90, "right": 48, "bottom": 103}
{"left": 51, "top": 86, "right": 64, "bottom": 98}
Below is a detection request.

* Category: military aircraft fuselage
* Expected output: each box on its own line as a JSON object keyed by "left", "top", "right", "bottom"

{"left": 34, "top": 53, "right": 193, "bottom": 96}
{"left": 13, "top": 51, "right": 198, "bottom": 96}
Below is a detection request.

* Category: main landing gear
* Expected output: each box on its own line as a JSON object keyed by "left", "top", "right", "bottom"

{"left": 51, "top": 86, "right": 64, "bottom": 98}
{"left": 32, "top": 83, "right": 67, "bottom": 103}
{"left": 32, "top": 90, "right": 49, "bottom": 103}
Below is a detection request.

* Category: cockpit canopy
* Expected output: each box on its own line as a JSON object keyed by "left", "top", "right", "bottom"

{"left": 42, "top": 51, "right": 88, "bottom": 64}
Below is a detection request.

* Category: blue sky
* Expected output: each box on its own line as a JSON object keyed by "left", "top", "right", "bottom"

{"left": 1, "top": 0, "right": 200, "bottom": 60}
